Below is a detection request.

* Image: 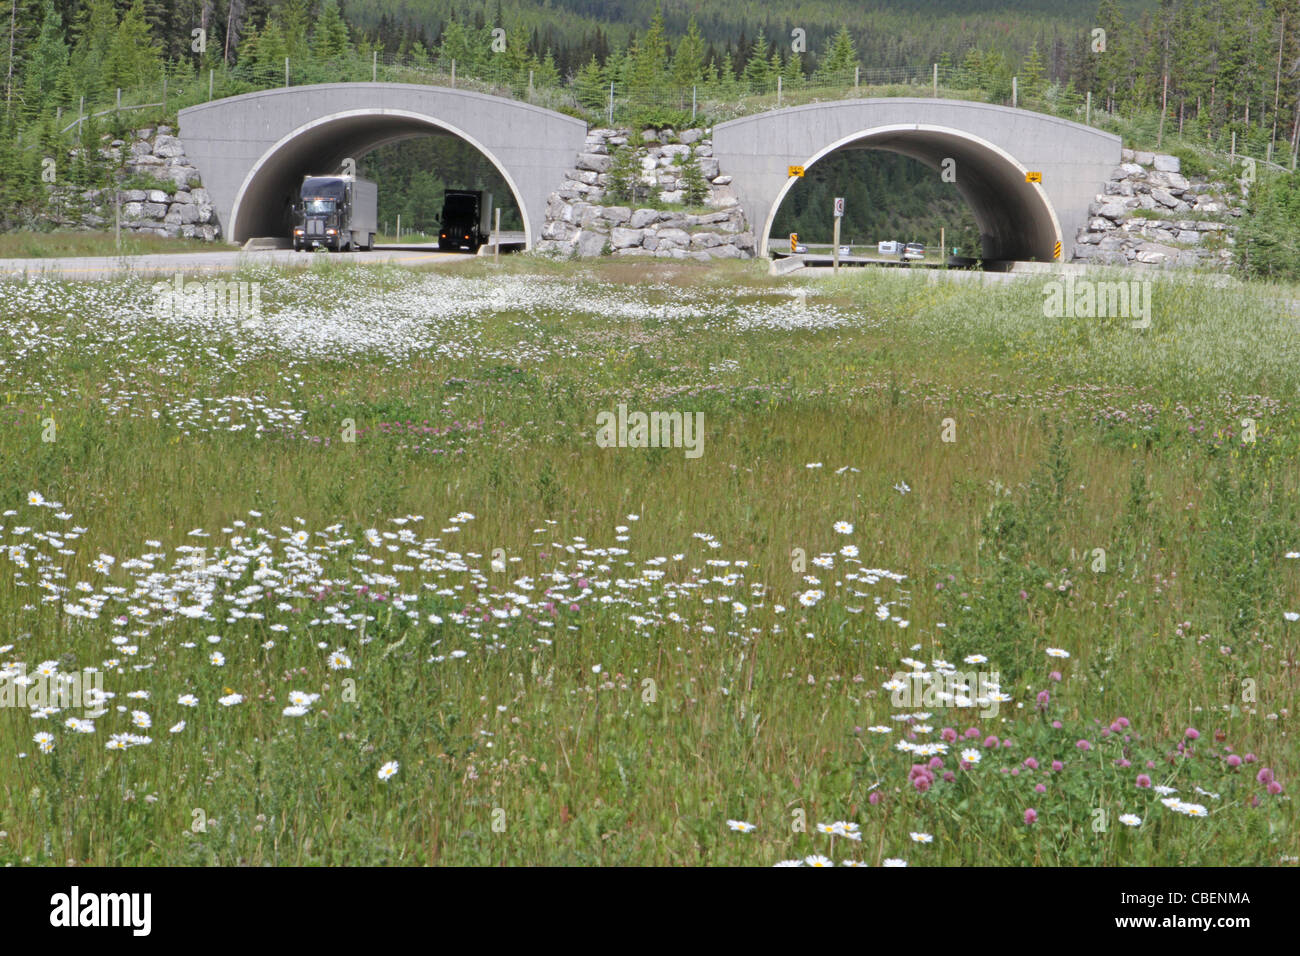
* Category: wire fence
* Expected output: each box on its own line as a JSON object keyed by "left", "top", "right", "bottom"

{"left": 43, "top": 52, "right": 1298, "bottom": 175}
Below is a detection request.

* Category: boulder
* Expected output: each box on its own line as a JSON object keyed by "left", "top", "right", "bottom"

{"left": 680, "top": 128, "right": 704, "bottom": 145}
{"left": 707, "top": 243, "right": 742, "bottom": 258}
{"left": 575, "top": 153, "right": 611, "bottom": 173}
{"left": 629, "top": 208, "right": 658, "bottom": 229}
{"left": 600, "top": 206, "right": 631, "bottom": 224}
{"left": 575, "top": 229, "right": 608, "bottom": 257}
{"left": 1152, "top": 154, "right": 1181, "bottom": 173}
{"left": 610, "top": 226, "right": 643, "bottom": 248}
{"left": 1151, "top": 188, "right": 1179, "bottom": 208}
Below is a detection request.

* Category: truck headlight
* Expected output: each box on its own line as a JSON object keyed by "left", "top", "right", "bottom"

{"left": 294, "top": 229, "right": 303, "bottom": 235}
{"left": 326, "top": 228, "right": 337, "bottom": 235}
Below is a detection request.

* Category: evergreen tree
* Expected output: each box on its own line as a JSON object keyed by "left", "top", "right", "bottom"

{"left": 816, "top": 26, "right": 858, "bottom": 83}
{"left": 21, "top": 0, "right": 69, "bottom": 119}
{"left": 1020, "top": 40, "right": 1045, "bottom": 100}
{"left": 670, "top": 15, "right": 706, "bottom": 89}
{"left": 107, "top": 0, "right": 161, "bottom": 93}
{"left": 574, "top": 54, "right": 606, "bottom": 111}
{"left": 629, "top": 2, "right": 668, "bottom": 96}
{"left": 743, "top": 30, "right": 774, "bottom": 93}
{"left": 312, "top": 0, "right": 352, "bottom": 64}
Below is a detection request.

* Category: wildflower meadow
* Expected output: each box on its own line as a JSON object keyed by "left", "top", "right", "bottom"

{"left": 0, "top": 256, "right": 1295, "bottom": 866}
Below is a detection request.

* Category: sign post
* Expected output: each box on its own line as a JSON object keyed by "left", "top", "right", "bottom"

{"left": 832, "top": 197, "right": 844, "bottom": 272}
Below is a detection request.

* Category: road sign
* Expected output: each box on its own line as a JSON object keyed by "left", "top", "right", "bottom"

{"left": 833, "top": 197, "right": 844, "bottom": 217}
{"left": 789, "top": 233, "right": 799, "bottom": 252}
{"left": 1025, "top": 171, "right": 1043, "bottom": 183}
{"left": 1053, "top": 240, "right": 1062, "bottom": 260}
{"left": 788, "top": 165, "right": 805, "bottom": 178}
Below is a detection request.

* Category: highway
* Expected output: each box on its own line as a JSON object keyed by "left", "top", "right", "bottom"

{"left": 0, "top": 237, "right": 526, "bottom": 281}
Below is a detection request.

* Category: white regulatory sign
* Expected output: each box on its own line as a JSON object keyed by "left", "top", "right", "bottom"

{"left": 833, "top": 197, "right": 845, "bottom": 217}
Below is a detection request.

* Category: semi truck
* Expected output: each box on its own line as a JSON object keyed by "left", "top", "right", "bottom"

{"left": 293, "top": 174, "right": 377, "bottom": 252}
{"left": 438, "top": 190, "right": 493, "bottom": 252}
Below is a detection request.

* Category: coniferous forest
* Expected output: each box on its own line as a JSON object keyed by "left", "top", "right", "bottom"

{"left": 0, "top": 0, "right": 1298, "bottom": 265}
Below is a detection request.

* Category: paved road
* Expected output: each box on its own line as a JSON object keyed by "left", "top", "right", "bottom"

{"left": 0, "top": 241, "right": 513, "bottom": 280}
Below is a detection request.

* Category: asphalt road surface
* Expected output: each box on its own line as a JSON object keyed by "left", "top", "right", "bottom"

{"left": 0, "top": 240, "right": 522, "bottom": 281}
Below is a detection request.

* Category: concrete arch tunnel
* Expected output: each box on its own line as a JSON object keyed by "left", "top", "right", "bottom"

{"left": 178, "top": 83, "right": 589, "bottom": 248}
{"left": 712, "top": 99, "right": 1122, "bottom": 261}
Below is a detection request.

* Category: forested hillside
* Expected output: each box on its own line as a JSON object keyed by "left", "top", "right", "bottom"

{"left": 0, "top": 0, "right": 1297, "bottom": 271}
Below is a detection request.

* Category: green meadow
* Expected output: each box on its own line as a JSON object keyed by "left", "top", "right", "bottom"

{"left": 0, "top": 256, "right": 1295, "bottom": 865}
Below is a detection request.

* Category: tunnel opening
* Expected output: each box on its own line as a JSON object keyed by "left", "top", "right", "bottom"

{"left": 763, "top": 125, "right": 1062, "bottom": 263}
{"left": 228, "top": 109, "right": 528, "bottom": 248}
{"left": 773, "top": 150, "right": 983, "bottom": 260}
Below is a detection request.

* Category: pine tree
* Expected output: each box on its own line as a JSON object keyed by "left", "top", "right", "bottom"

{"left": 20, "top": 0, "right": 68, "bottom": 119}
{"left": 629, "top": 2, "right": 668, "bottom": 97}
{"left": 107, "top": 0, "right": 161, "bottom": 93}
{"left": 312, "top": 0, "right": 351, "bottom": 64}
{"left": 670, "top": 15, "right": 706, "bottom": 89}
{"left": 574, "top": 54, "right": 606, "bottom": 111}
{"left": 815, "top": 26, "right": 857, "bottom": 84}
{"left": 783, "top": 51, "right": 804, "bottom": 87}
{"left": 1020, "top": 40, "right": 1045, "bottom": 100}
{"left": 743, "top": 30, "right": 773, "bottom": 93}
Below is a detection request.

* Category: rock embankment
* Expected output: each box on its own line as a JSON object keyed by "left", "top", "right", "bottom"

{"left": 537, "top": 126, "right": 755, "bottom": 260}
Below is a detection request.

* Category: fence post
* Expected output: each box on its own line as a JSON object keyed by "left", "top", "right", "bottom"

{"left": 451, "top": 59, "right": 456, "bottom": 87}
{"left": 209, "top": 69, "right": 213, "bottom": 100}
{"left": 529, "top": 69, "right": 534, "bottom": 100}
{"left": 1230, "top": 131, "right": 1236, "bottom": 162}
{"left": 162, "top": 74, "right": 167, "bottom": 111}
{"left": 1012, "top": 76, "right": 1017, "bottom": 108}
{"left": 608, "top": 82, "right": 614, "bottom": 126}
{"left": 692, "top": 85, "right": 696, "bottom": 121}
{"left": 116, "top": 88, "right": 121, "bottom": 113}
{"left": 78, "top": 95, "right": 84, "bottom": 141}
{"left": 1086, "top": 90, "right": 1091, "bottom": 125}
{"left": 373, "top": 50, "right": 378, "bottom": 82}
{"left": 854, "top": 66, "right": 859, "bottom": 89}
{"left": 285, "top": 57, "right": 290, "bottom": 87}
{"left": 777, "top": 75, "right": 782, "bottom": 107}
{"left": 933, "top": 63, "right": 938, "bottom": 97}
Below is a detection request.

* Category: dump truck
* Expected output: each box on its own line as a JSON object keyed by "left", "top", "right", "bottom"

{"left": 438, "top": 190, "right": 493, "bottom": 252}
{"left": 293, "top": 174, "right": 377, "bottom": 252}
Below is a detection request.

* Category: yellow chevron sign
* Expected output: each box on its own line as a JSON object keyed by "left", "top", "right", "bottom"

{"left": 1053, "top": 241, "right": 1063, "bottom": 260}
{"left": 788, "top": 165, "right": 805, "bottom": 178}
{"left": 1026, "top": 171, "right": 1043, "bottom": 183}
